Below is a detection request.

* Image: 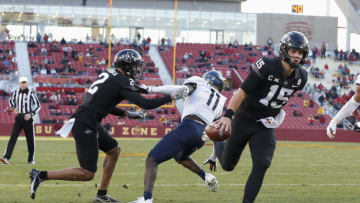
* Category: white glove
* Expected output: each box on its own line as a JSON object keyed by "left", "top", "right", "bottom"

{"left": 137, "top": 84, "right": 152, "bottom": 93}
{"left": 171, "top": 86, "right": 189, "bottom": 100}
{"left": 327, "top": 119, "right": 337, "bottom": 139}
{"left": 258, "top": 109, "right": 286, "bottom": 128}
{"left": 126, "top": 111, "right": 145, "bottom": 119}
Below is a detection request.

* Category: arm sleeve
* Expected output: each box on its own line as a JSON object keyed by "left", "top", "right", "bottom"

{"left": 150, "top": 85, "right": 184, "bottom": 94}
{"left": 9, "top": 90, "right": 16, "bottom": 109}
{"left": 109, "top": 107, "right": 127, "bottom": 117}
{"left": 333, "top": 96, "right": 360, "bottom": 123}
{"left": 120, "top": 89, "right": 172, "bottom": 110}
{"left": 30, "top": 91, "right": 41, "bottom": 115}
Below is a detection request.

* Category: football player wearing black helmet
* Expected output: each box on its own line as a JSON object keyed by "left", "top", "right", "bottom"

{"left": 113, "top": 49, "right": 144, "bottom": 80}
{"left": 28, "top": 48, "right": 189, "bottom": 202}
{"left": 205, "top": 31, "right": 309, "bottom": 203}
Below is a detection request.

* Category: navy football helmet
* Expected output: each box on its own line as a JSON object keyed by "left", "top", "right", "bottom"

{"left": 202, "top": 70, "right": 225, "bottom": 92}
{"left": 280, "top": 31, "right": 309, "bottom": 69}
{"left": 113, "top": 49, "right": 144, "bottom": 80}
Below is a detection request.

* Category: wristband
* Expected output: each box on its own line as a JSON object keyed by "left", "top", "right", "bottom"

{"left": 224, "top": 109, "right": 234, "bottom": 119}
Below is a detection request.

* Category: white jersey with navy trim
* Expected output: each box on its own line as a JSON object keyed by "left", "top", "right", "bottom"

{"left": 181, "top": 76, "right": 226, "bottom": 125}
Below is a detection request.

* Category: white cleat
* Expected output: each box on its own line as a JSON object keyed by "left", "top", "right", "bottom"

{"left": 129, "top": 197, "right": 153, "bottom": 203}
{"left": 205, "top": 173, "right": 219, "bottom": 192}
{"left": 0, "top": 157, "right": 9, "bottom": 164}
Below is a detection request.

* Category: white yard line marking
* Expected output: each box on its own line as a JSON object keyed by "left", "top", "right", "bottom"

{"left": 1, "top": 183, "right": 360, "bottom": 188}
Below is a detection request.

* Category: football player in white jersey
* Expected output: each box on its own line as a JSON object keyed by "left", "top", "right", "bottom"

{"left": 131, "top": 70, "right": 227, "bottom": 203}
{"left": 327, "top": 74, "right": 360, "bottom": 138}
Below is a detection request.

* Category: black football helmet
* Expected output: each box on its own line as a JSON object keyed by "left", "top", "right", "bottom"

{"left": 113, "top": 49, "right": 144, "bottom": 80}
{"left": 203, "top": 70, "right": 225, "bottom": 92}
{"left": 280, "top": 31, "right": 309, "bottom": 69}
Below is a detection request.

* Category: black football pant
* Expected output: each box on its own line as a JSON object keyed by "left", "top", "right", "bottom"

{"left": 215, "top": 114, "right": 276, "bottom": 203}
{"left": 3, "top": 115, "right": 35, "bottom": 163}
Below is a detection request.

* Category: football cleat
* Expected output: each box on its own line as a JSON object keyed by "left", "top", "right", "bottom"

{"left": 0, "top": 157, "right": 9, "bottom": 164}
{"left": 129, "top": 196, "right": 153, "bottom": 203}
{"left": 94, "top": 194, "right": 120, "bottom": 202}
{"left": 28, "top": 161, "right": 35, "bottom": 165}
{"left": 205, "top": 173, "right": 219, "bottom": 192}
{"left": 29, "top": 169, "right": 44, "bottom": 199}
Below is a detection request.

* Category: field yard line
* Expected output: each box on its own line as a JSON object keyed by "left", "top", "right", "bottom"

{"left": 0, "top": 137, "right": 161, "bottom": 141}
{"left": 1, "top": 183, "right": 360, "bottom": 188}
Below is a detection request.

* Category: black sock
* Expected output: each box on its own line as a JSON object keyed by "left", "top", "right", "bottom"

{"left": 143, "top": 192, "right": 152, "bottom": 200}
{"left": 97, "top": 190, "right": 107, "bottom": 196}
{"left": 198, "top": 169, "right": 206, "bottom": 181}
{"left": 242, "top": 164, "right": 268, "bottom": 203}
{"left": 39, "top": 171, "right": 48, "bottom": 181}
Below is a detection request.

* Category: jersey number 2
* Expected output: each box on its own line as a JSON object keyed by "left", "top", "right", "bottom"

{"left": 207, "top": 89, "right": 220, "bottom": 111}
{"left": 259, "top": 85, "right": 294, "bottom": 108}
{"left": 88, "top": 72, "right": 110, "bottom": 95}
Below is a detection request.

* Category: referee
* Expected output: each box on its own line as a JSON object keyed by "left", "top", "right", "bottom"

{"left": 0, "top": 76, "right": 41, "bottom": 164}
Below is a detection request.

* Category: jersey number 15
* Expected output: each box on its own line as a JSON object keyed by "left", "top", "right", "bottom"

{"left": 259, "top": 84, "right": 294, "bottom": 108}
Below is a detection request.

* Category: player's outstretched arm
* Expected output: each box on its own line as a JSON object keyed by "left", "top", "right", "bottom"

{"left": 110, "top": 107, "right": 144, "bottom": 119}
{"left": 327, "top": 85, "right": 360, "bottom": 139}
{"left": 214, "top": 88, "right": 247, "bottom": 133}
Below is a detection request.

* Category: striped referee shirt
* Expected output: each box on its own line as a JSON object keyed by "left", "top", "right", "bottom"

{"left": 9, "top": 88, "right": 41, "bottom": 116}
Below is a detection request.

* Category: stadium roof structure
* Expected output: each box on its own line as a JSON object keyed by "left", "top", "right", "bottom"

{"left": 0, "top": 0, "right": 247, "bottom": 12}
{"left": 336, "top": 0, "right": 360, "bottom": 34}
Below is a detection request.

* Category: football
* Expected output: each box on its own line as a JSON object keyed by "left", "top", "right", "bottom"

{"left": 205, "top": 124, "right": 231, "bottom": 141}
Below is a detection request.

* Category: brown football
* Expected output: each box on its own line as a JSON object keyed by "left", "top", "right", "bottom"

{"left": 205, "top": 124, "right": 231, "bottom": 141}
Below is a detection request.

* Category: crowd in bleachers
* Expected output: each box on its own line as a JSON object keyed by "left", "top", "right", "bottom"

{"left": 0, "top": 41, "right": 16, "bottom": 75}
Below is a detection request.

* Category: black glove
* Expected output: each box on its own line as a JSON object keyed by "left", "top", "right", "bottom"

{"left": 203, "top": 158, "right": 217, "bottom": 172}
{"left": 127, "top": 111, "right": 145, "bottom": 119}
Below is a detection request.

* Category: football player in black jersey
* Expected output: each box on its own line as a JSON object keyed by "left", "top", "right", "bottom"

{"left": 205, "top": 31, "right": 309, "bottom": 203}
{"left": 28, "top": 49, "right": 189, "bottom": 202}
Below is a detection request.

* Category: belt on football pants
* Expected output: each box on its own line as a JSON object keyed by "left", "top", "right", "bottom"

{"left": 183, "top": 114, "right": 206, "bottom": 126}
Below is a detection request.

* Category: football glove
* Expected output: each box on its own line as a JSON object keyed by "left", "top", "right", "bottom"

{"left": 127, "top": 111, "right": 145, "bottom": 119}
{"left": 326, "top": 119, "right": 337, "bottom": 139}
{"left": 203, "top": 158, "right": 217, "bottom": 172}
{"left": 171, "top": 86, "right": 189, "bottom": 100}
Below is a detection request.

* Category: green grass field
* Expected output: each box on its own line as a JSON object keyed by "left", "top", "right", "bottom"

{"left": 1, "top": 137, "right": 360, "bottom": 203}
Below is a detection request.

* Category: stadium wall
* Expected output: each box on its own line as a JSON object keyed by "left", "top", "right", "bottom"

{"left": 0, "top": 124, "right": 359, "bottom": 143}
{"left": 257, "top": 13, "right": 338, "bottom": 50}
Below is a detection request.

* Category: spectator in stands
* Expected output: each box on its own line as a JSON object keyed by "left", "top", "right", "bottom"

{"left": 308, "top": 115, "right": 315, "bottom": 125}
{"left": 303, "top": 99, "right": 309, "bottom": 107}
{"left": 309, "top": 99, "right": 314, "bottom": 108}
{"left": 40, "top": 45, "right": 47, "bottom": 56}
{"left": 60, "top": 37, "right": 66, "bottom": 45}
{"left": 43, "top": 33, "right": 49, "bottom": 44}
{"left": 334, "top": 48, "right": 339, "bottom": 60}
{"left": 36, "top": 33, "right": 41, "bottom": 43}
{"left": 292, "top": 110, "right": 299, "bottom": 117}
{"left": 234, "top": 39, "right": 239, "bottom": 48}
{"left": 267, "top": 37, "right": 273, "bottom": 47}
{"left": 317, "top": 107, "right": 324, "bottom": 116}
{"left": 321, "top": 41, "right": 326, "bottom": 58}
{"left": 319, "top": 115, "right": 326, "bottom": 126}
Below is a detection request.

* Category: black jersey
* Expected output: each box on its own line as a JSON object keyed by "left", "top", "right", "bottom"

{"left": 76, "top": 68, "right": 171, "bottom": 124}
{"left": 238, "top": 57, "right": 307, "bottom": 120}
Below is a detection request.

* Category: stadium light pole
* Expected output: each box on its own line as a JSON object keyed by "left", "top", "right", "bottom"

{"left": 107, "top": 0, "right": 113, "bottom": 68}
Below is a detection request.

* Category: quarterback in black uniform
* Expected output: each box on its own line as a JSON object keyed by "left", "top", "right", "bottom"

{"left": 28, "top": 49, "right": 188, "bottom": 202}
{"left": 206, "top": 31, "right": 309, "bottom": 203}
